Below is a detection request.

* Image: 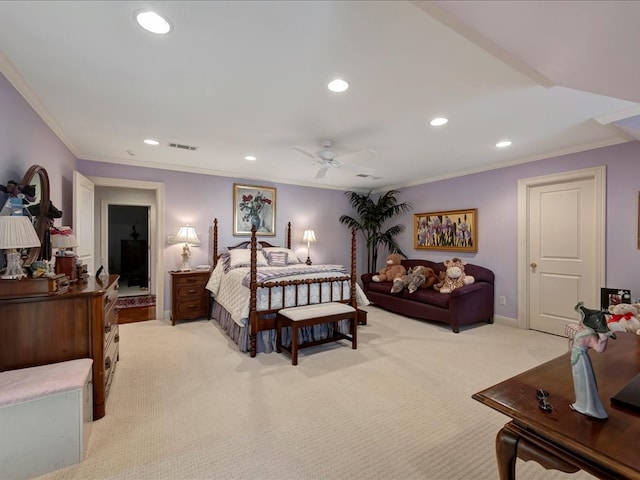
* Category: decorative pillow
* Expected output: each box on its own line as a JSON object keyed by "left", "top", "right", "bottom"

{"left": 228, "top": 248, "right": 269, "bottom": 269}
{"left": 263, "top": 247, "right": 302, "bottom": 264}
{"left": 266, "top": 251, "right": 288, "bottom": 267}
{"left": 219, "top": 252, "right": 232, "bottom": 273}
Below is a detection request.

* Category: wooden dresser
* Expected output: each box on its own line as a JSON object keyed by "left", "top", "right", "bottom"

{"left": 0, "top": 275, "right": 120, "bottom": 419}
{"left": 170, "top": 270, "right": 211, "bottom": 325}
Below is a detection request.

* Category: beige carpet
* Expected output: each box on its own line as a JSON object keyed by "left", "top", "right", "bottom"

{"left": 35, "top": 307, "right": 595, "bottom": 480}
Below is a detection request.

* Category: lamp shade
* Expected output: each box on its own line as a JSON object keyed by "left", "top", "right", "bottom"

{"left": 171, "top": 225, "right": 201, "bottom": 246}
{"left": 0, "top": 216, "right": 41, "bottom": 249}
{"left": 50, "top": 227, "right": 79, "bottom": 249}
{"left": 302, "top": 229, "right": 317, "bottom": 243}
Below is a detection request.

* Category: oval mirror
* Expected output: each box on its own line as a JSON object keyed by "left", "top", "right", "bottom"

{"left": 21, "top": 165, "right": 50, "bottom": 266}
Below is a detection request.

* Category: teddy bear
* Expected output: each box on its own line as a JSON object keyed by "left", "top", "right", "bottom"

{"left": 607, "top": 303, "right": 640, "bottom": 335}
{"left": 372, "top": 253, "right": 406, "bottom": 283}
{"left": 435, "top": 257, "right": 474, "bottom": 294}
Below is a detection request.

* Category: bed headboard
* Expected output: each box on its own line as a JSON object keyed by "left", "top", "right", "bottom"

{"left": 212, "top": 218, "right": 292, "bottom": 267}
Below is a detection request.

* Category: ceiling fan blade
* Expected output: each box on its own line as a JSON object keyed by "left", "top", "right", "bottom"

{"left": 336, "top": 148, "right": 376, "bottom": 165}
{"left": 292, "top": 146, "right": 317, "bottom": 160}
{"left": 341, "top": 163, "right": 376, "bottom": 176}
{"left": 315, "top": 167, "right": 329, "bottom": 179}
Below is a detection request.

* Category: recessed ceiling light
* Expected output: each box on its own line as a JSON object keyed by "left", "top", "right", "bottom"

{"left": 244, "top": 155, "right": 257, "bottom": 161}
{"left": 430, "top": 117, "right": 448, "bottom": 126}
{"left": 496, "top": 140, "right": 512, "bottom": 148}
{"left": 144, "top": 139, "right": 159, "bottom": 146}
{"left": 328, "top": 79, "right": 349, "bottom": 93}
{"left": 135, "top": 10, "right": 172, "bottom": 35}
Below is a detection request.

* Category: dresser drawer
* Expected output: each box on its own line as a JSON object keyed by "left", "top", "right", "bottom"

{"left": 175, "top": 298, "right": 207, "bottom": 318}
{"left": 176, "top": 283, "right": 206, "bottom": 301}
{"left": 103, "top": 338, "right": 118, "bottom": 403}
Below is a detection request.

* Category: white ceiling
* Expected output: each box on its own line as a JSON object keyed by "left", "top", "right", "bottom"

{"left": 0, "top": 0, "right": 639, "bottom": 191}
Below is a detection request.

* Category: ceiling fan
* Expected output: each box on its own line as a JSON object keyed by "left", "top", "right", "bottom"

{"left": 292, "top": 140, "right": 377, "bottom": 179}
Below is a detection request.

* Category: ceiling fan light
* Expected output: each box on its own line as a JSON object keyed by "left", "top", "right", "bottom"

{"left": 430, "top": 117, "right": 448, "bottom": 126}
{"left": 244, "top": 155, "right": 256, "bottom": 161}
{"left": 135, "top": 10, "right": 173, "bottom": 35}
{"left": 328, "top": 79, "right": 349, "bottom": 93}
{"left": 496, "top": 140, "right": 512, "bottom": 148}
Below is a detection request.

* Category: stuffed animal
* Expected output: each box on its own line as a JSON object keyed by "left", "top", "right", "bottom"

{"left": 607, "top": 303, "right": 640, "bottom": 335}
{"left": 435, "top": 257, "right": 474, "bottom": 294}
{"left": 372, "top": 253, "right": 406, "bottom": 283}
{"left": 391, "top": 265, "right": 439, "bottom": 294}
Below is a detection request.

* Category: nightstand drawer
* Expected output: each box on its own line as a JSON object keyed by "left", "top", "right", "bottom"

{"left": 175, "top": 274, "right": 208, "bottom": 288}
{"left": 175, "top": 299, "right": 208, "bottom": 318}
{"left": 176, "top": 284, "right": 205, "bottom": 301}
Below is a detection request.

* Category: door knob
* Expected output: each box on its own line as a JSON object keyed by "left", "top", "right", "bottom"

{"left": 530, "top": 262, "right": 537, "bottom": 268}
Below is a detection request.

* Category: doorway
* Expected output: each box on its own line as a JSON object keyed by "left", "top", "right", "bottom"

{"left": 107, "top": 205, "right": 149, "bottom": 297}
{"left": 517, "top": 166, "right": 606, "bottom": 336}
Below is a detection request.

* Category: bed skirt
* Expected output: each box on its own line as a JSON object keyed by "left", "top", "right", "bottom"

{"left": 211, "top": 301, "right": 347, "bottom": 354}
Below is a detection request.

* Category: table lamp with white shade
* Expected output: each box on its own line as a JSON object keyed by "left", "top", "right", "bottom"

{"left": 0, "top": 215, "right": 42, "bottom": 279}
{"left": 169, "top": 225, "right": 201, "bottom": 271}
{"left": 302, "top": 228, "right": 317, "bottom": 266}
{"left": 51, "top": 226, "right": 79, "bottom": 281}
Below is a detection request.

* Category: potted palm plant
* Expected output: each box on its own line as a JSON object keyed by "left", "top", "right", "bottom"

{"left": 339, "top": 190, "right": 412, "bottom": 273}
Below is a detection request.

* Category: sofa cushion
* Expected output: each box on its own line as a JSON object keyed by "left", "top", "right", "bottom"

{"left": 366, "top": 280, "right": 398, "bottom": 295}
{"left": 403, "top": 288, "right": 450, "bottom": 308}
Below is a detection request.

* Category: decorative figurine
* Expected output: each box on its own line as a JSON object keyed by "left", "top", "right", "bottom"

{"left": 570, "top": 302, "right": 616, "bottom": 419}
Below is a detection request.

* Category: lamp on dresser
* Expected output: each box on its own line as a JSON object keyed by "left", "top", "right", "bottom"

{"left": 0, "top": 215, "right": 41, "bottom": 279}
{"left": 169, "top": 225, "right": 201, "bottom": 271}
{"left": 51, "top": 226, "right": 79, "bottom": 282}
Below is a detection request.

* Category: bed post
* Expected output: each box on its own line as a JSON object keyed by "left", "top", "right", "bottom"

{"left": 286, "top": 221, "right": 291, "bottom": 249}
{"left": 212, "top": 218, "right": 218, "bottom": 267}
{"left": 249, "top": 225, "right": 258, "bottom": 357}
{"left": 350, "top": 228, "right": 357, "bottom": 308}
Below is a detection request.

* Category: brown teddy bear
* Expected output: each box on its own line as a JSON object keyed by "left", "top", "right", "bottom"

{"left": 372, "top": 253, "right": 406, "bottom": 283}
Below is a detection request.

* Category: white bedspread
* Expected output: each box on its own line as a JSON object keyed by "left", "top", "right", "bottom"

{"left": 206, "top": 262, "right": 369, "bottom": 326}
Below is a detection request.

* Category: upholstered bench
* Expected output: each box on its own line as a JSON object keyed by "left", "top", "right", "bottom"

{"left": 276, "top": 302, "right": 358, "bottom": 365}
{"left": 0, "top": 358, "right": 93, "bottom": 480}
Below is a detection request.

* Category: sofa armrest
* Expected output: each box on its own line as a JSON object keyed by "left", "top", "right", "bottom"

{"left": 361, "top": 273, "right": 376, "bottom": 285}
{"left": 449, "top": 282, "right": 489, "bottom": 298}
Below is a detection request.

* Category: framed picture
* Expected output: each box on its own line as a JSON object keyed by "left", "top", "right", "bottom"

{"left": 600, "top": 288, "right": 631, "bottom": 310}
{"left": 414, "top": 208, "right": 477, "bottom": 252}
{"left": 233, "top": 183, "right": 276, "bottom": 236}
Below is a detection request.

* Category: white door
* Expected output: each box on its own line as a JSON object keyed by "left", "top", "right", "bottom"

{"left": 518, "top": 167, "right": 605, "bottom": 336}
{"left": 73, "top": 172, "right": 95, "bottom": 275}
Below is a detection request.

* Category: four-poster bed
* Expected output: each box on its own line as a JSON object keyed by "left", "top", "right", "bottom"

{"left": 206, "top": 218, "right": 367, "bottom": 357}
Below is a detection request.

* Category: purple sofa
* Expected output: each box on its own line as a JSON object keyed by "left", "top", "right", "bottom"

{"left": 361, "top": 259, "right": 495, "bottom": 333}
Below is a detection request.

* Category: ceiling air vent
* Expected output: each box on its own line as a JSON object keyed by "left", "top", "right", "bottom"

{"left": 168, "top": 142, "right": 198, "bottom": 151}
{"left": 356, "top": 173, "right": 382, "bottom": 179}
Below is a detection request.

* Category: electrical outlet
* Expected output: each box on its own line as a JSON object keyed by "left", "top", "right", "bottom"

{"left": 499, "top": 296, "right": 506, "bottom": 306}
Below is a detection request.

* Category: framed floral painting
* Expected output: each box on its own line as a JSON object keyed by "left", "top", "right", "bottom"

{"left": 233, "top": 183, "right": 276, "bottom": 236}
{"left": 414, "top": 208, "right": 477, "bottom": 252}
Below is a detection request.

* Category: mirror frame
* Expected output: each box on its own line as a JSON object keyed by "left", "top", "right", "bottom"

{"left": 21, "top": 164, "right": 50, "bottom": 266}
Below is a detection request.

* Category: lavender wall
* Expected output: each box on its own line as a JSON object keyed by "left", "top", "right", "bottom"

{"left": 396, "top": 141, "right": 640, "bottom": 319}
{"left": 0, "top": 73, "right": 77, "bottom": 223}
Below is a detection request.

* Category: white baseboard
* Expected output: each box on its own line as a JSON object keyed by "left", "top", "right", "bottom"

{"left": 493, "top": 315, "right": 520, "bottom": 329}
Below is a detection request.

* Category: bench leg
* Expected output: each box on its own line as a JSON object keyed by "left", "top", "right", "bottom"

{"left": 352, "top": 316, "right": 357, "bottom": 349}
{"left": 276, "top": 316, "right": 282, "bottom": 353}
{"left": 292, "top": 324, "right": 299, "bottom": 366}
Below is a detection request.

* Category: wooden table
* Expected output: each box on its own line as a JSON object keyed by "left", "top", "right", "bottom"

{"left": 472, "top": 332, "right": 640, "bottom": 480}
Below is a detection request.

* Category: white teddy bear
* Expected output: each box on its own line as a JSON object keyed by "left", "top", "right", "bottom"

{"left": 607, "top": 303, "right": 640, "bottom": 335}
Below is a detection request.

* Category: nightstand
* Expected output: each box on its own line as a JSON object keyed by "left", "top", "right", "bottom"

{"left": 169, "top": 270, "right": 211, "bottom": 326}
